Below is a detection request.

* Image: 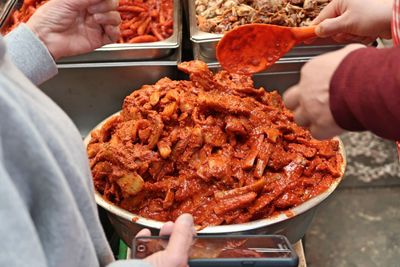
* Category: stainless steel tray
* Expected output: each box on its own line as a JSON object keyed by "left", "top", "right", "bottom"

{"left": 0, "top": 0, "right": 14, "bottom": 25}
{"left": 1, "top": 0, "right": 182, "bottom": 62}
{"left": 187, "top": 0, "right": 344, "bottom": 60}
{"left": 40, "top": 47, "right": 181, "bottom": 138}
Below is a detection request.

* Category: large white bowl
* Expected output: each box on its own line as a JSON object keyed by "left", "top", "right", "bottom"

{"left": 85, "top": 112, "right": 346, "bottom": 246}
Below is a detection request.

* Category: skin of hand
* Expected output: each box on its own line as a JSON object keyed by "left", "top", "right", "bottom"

{"left": 283, "top": 43, "right": 366, "bottom": 140}
{"left": 26, "top": 0, "right": 121, "bottom": 60}
{"left": 311, "top": 0, "right": 393, "bottom": 43}
{"left": 136, "top": 214, "right": 196, "bottom": 267}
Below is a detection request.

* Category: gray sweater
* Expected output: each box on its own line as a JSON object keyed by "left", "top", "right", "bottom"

{"left": 1, "top": 24, "right": 151, "bottom": 267}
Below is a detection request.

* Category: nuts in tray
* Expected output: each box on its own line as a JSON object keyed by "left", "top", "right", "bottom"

{"left": 87, "top": 60, "right": 344, "bottom": 227}
{"left": 2, "top": 0, "right": 173, "bottom": 43}
{"left": 196, "top": 0, "right": 331, "bottom": 34}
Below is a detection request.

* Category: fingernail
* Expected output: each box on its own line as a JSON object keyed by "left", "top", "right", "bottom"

{"left": 164, "top": 221, "right": 174, "bottom": 227}
{"left": 179, "top": 214, "right": 194, "bottom": 226}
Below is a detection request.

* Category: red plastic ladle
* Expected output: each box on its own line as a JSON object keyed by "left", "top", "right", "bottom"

{"left": 216, "top": 24, "right": 317, "bottom": 74}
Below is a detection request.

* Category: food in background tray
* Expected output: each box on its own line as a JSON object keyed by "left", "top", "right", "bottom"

{"left": 87, "top": 60, "right": 344, "bottom": 227}
{"left": 2, "top": 0, "right": 173, "bottom": 43}
{"left": 2, "top": 0, "right": 48, "bottom": 34}
{"left": 196, "top": 0, "right": 331, "bottom": 33}
{"left": 118, "top": 0, "right": 173, "bottom": 43}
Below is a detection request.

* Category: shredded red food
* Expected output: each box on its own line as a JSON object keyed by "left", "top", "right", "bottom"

{"left": 118, "top": 0, "right": 173, "bottom": 43}
{"left": 87, "top": 61, "right": 344, "bottom": 226}
{"left": 1, "top": 0, "right": 48, "bottom": 34}
{"left": 2, "top": 0, "right": 173, "bottom": 43}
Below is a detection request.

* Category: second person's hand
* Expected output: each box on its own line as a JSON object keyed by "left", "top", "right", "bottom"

{"left": 26, "top": 0, "right": 121, "bottom": 60}
{"left": 312, "top": 0, "right": 393, "bottom": 43}
{"left": 136, "top": 214, "right": 196, "bottom": 267}
{"left": 283, "top": 44, "right": 365, "bottom": 140}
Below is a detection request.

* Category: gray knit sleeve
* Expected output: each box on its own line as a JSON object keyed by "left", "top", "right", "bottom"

{"left": 4, "top": 23, "right": 57, "bottom": 85}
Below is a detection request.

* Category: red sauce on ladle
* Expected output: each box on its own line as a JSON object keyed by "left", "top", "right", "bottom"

{"left": 216, "top": 24, "right": 317, "bottom": 74}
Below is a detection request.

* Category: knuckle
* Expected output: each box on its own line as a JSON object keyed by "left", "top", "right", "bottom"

{"left": 167, "top": 254, "right": 186, "bottom": 267}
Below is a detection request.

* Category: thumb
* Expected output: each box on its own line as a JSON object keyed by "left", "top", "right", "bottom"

{"left": 315, "top": 14, "right": 349, "bottom": 38}
{"left": 166, "top": 214, "right": 195, "bottom": 255}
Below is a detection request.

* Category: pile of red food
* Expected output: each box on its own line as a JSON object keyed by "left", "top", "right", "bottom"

{"left": 118, "top": 0, "right": 173, "bottom": 43}
{"left": 2, "top": 0, "right": 173, "bottom": 43}
{"left": 2, "top": 0, "right": 48, "bottom": 34}
{"left": 87, "top": 61, "right": 344, "bottom": 227}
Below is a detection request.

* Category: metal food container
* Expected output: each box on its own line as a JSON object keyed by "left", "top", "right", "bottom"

{"left": 1, "top": 0, "right": 182, "bottom": 62}
{"left": 0, "top": 0, "right": 13, "bottom": 24}
{"left": 187, "top": 0, "right": 344, "bottom": 60}
{"left": 40, "top": 48, "right": 181, "bottom": 137}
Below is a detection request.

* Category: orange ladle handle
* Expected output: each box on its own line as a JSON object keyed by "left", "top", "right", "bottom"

{"left": 290, "top": 26, "right": 317, "bottom": 42}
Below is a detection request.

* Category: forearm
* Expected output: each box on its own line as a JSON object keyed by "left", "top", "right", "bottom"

{"left": 4, "top": 23, "right": 57, "bottom": 85}
{"left": 330, "top": 46, "right": 400, "bottom": 140}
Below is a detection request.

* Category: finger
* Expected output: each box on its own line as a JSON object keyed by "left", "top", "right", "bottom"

{"left": 339, "top": 33, "right": 362, "bottom": 43}
{"left": 293, "top": 106, "right": 311, "bottom": 127}
{"left": 304, "top": 37, "right": 317, "bottom": 45}
{"left": 94, "top": 11, "right": 121, "bottom": 26}
{"left": 361, "top": 37, "right": 375, "bottom": 45}
{"left": 160, "top": 221, "right": 175, "bottom": 236}
{"left": 69, "top": 0, "right": 104, "bottom": 9}
{"left": 312, "top": 0, "right": 340, "bottom": 25}
{"left": 283, "top": 85, "right": 300, "bottom": 110}
{"left": 309, "top": 125, "right": 335, "bottom": 140}
{"left": 88, "top": 0, "right": 119, "bottom": 14}
{"left": 166, "top": 214, "right": 195, "bottom": 259}
{"left": 136, "top": 228, "right": 151, "bottom": 237}
{"left": 103, "top": 24, "right": 121, "bottom": 44}
{"left": 331, "top": 33, "right": 350, "bottom": 43}
{"left": 315, "top": 13, "right": 349, "bottom": 38}
{"left": 332, "top": 33, "right": 374, "bottom": 44}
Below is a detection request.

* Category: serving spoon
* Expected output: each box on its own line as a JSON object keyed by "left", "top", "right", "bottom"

{"left": 216, "top": 24, "right": 317, "bottom": 74}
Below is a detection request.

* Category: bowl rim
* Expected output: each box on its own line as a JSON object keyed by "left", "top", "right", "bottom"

{"left": 85, "top": 112, "right": 346, "bottom": 233}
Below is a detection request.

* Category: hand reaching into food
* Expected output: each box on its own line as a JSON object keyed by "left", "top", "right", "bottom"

{"left": 137, "top": 214, "right": 196, "bottom": 267}
{"left": 25, "top": 0, "right": 121, "bottom": 60}
{"left": 312, "top": 0, "right": 392, "bottom": 43}
{"left": 283, "top": 44, "right": 365, "bottom": 140}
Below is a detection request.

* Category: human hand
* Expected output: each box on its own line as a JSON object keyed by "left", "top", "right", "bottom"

{"left": 26, "top": 0, "right": 121, "bottom": 60}
{"left": 312, "top": 0, "right": 392, "bottom": 43}
{"left": 136, "top": 214, "right": 196, "bottom": 267}
{"left": 283, "top": 44, "right": 365, "bottom": 140}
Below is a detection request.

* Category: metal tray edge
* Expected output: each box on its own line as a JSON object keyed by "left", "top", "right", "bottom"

{"left": 56, "top": 44, "right": 182, "bottom": 69}
{"left": 1, "top": 0, "right": 181, "bottom": 50}
{"left": 0, "top": 0, "right": 17, "bottom": 27}
{"left": 188, "top": 0, "right": 222, "bottom": 43}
